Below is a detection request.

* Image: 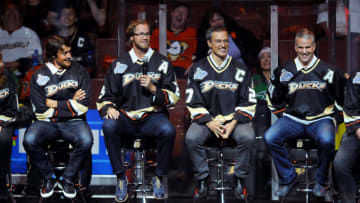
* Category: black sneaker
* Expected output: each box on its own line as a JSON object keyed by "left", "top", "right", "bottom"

{"left": 58, "top": 178, "right": 76, "bottom": 199}
{"left": 41, "top": 178, "right": 57, "bottom": 198}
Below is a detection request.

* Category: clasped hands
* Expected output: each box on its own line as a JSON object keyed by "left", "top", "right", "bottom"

{"left": 206, "top": 119, "right": 237, "bottom": 139}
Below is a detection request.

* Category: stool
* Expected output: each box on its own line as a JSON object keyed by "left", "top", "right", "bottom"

{"left": 39, "top": 139, "right": 77, "bottom": 203}
{"left": 282, "top": 138, "right": 318, "bottom": 203}
{"left": 122, "top": 137, "right": 167, "bottom": 203}
{"left": 194, "top": 138, "right": 247, "bottom": 203}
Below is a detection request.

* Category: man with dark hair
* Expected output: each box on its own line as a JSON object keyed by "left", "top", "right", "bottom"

{"left": 265, "top": 28, "right": 346, "bottom": 197}
{"left": 56, "top": 3, "right": 95, "bottom": 73}
{"left": 0, "top": 4, "right": 42, "bottom": 77}
{"left": 185, "top": 26, "right": 256, "bottom": 200}
{"left": 23, "top": 35, "right": 93, "bottom": 199}
{"left": 151, "top": 3, "right": 197, "bottom": 78}
{"left": 97, "top": 19, "right": 179, "bottom": 202}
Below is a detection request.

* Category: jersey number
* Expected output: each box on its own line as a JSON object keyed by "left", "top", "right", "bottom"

{"left": 185, "top": 88, "right": 194, "bottom": 103}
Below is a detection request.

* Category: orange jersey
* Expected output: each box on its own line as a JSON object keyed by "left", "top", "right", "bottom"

{"left": 19, "top": 65, "right": 42, "bottom": 100}
{"left": 151, "top": 27, "right": 197, "bottom": 69}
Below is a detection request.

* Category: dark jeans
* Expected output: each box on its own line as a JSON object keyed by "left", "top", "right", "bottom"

{"left": 264, "top": 116, "right": 335, "bottom": 185}
{"left": 23, "top": 120, "right": 93, "bottom": 181}
{"left": 102, "top": 113, "right": 175, "bottom": 177}
{"left": 185, "top": 122, "right": 255, "bottom": 180}
{"left": 334, "top": 133, "right": 360, "bottom": 203}
{"left": 0, "top": 126, "right": 15, "bottom": 177}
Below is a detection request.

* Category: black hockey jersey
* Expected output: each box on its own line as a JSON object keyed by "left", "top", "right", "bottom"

{"left": 186, "top": 56, "right": 256, "bottom": 124}
{"left": 96, "top": 49, "right": 180, "bottom": 120}
{"left": 267, "top": 58, "right": 346, "bottom": 123}
{"left": 30, "top": 62, "right": 91, "bottom": 121}
{"left": 344, "top": 72, "right": 360, "bottom": 134}
{"left": 0, "top": 69, "right": 18, "bottom": 126}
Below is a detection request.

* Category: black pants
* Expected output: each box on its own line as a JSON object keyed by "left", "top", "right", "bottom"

{"left": 334, "top": 133, "right": 360, "bottom": 203}
{"left": 0, "top": 126, "right": 14, "bottom": 177}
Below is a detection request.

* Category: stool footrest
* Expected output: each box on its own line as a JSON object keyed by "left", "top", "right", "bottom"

{"left": 296, "top": 188, "right": 313, "bottom": 192}
{"left": 209, "top": 186, "right": 233, "bottom": 191}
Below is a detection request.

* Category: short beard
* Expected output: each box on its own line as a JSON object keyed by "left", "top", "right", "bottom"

{"left": 134, "top": 42, "right": 149, "bottom": 53}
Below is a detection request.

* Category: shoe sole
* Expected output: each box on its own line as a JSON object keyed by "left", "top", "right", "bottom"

{"left": 57, "top": 183, "right": 77, "bottom": 199}
{"left": 115, "top": 193, "right": 128, "bottom": 202}
{"left": 153, "top": 192, "right": 165, "bottom": 200}
{"left": 40, "top": 182, "right": 57, "bottom": 198}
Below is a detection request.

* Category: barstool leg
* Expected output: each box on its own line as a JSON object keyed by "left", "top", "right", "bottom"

{"left": 141, "top": 150, "right": 146, "bottom": 203}
{"left": 305, "top": 150, "right": 310, "bottom": 203}
{"left": 219, "top": 151, "right": 225, "bottom": 203}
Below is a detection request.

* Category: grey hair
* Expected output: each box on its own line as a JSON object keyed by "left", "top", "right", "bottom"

{"left": 295, "top": 28, "right": 315, "bottom": 45}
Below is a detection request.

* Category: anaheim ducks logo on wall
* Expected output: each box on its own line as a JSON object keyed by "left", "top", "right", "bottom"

{"left": 167, "top": 40, "right": 188, "bottom": 61}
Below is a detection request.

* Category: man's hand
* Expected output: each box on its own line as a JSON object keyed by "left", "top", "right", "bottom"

{"left": 356, "top": 128, "right": 360, "bottom": 140}
{"left": 106, "top": 107, "right": 120, "bottom": 119}
{"left": 139, "top": 75, "right": 156, "bottom": 95}
{"left": 221, "top": 120, "right": 237, "bottom": 139}
{"left": 206, "top": 120, "right": 225, "bottom": 138}
{"left": 0, "top": 126, "right": 2, "bottom": 134}
{"left": 46, "top": 98, "right": 57, "bottom": 108}
{"left": 72, "top": 89, "right": 86, "bottom": 101}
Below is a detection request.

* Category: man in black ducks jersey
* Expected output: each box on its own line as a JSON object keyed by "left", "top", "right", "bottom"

{"left": 0, "top": 53, "right": 18, "bottom": 200}
{"left": 265, "top": 28, "right": 346, "bottom": 197}
{"left": 185, "top": 26, "right": 256, "bottom": 200}
{"left": 23, "top": 35, "right": 93, "bottom": 199}
{"left": 97, "top": 19, "right": 179, "bottom": 202}
{"left": 334, "top": 72, "right": 360, "bottom": 203}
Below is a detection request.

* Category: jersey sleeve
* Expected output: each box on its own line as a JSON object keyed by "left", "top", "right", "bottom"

{"left": 234, "top": 68, "right": 256, "bottom": 123}
{"left": 266, "top": 67, "right": 287, "bottom": 117}
{"left": 186, "top": 67, "right": 212, "bottom": 124}
{"left": 344, "top": 72, "right": 360, "bottom": 134}
{"left": 30, "top": 73, "right": 56, "bottom": 121}
{"left": 153, "top": 60, "right": 180, "bottom": 107}
{"left": 0, "top": 73, "right": 18, "bottom": 126}
{"left": 96, "top": 61, "right": 123, "bottom": 118}
{"left": 57, "top": 68, "right": 91, "bottom": 118}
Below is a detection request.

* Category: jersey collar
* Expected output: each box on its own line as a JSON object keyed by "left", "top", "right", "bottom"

{"left": 295, "top": 55, "right": 318, "bottom": 71}
{"left": 129, "top": 48, "right": 154, "bottom": 64}
{"left": 209, "top": 54, "right": 230, "bottom": 70}
{"left": 45, "top": 62, "right": 67, "bottom": 75}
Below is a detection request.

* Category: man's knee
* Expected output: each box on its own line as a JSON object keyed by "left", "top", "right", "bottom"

{"left": 23, "top": 133, "right": 37, "bottom": 151}
{"left": 159, "top": 123, "right": 176, "bottom": 139}
{"left": 78, "top": 134, "right": 93, "bottom": 151}
{"left": 333, "top": 156, "right": 347, "bottom": 174}
{"left": 102, "top": 119, "right": 119, "bottom": 136}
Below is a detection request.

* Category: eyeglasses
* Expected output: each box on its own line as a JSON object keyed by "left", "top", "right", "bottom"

{"left": 134, "top": 32, "right": 151, "bottom": 37}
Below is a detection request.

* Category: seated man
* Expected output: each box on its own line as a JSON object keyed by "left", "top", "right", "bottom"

{"left": 265, "top": 28, "right": 346, "bottom": 197}
{"left": 0, "top": 52, "right": 18, "bottom": 200}
{"left": 97, "top": 19, "right": 179, "bottom": 202}
{"left": 334, "top": 71, "right": 360, "bottom": 203}
{"left": 23, "top": 35, "right": 93, "bottom": 199}
{"left": 185, "top": 26, "right": 256, "bottom": 199}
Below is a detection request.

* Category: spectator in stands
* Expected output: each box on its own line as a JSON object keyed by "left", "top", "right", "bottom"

{"left": 97, "top": 19, "right": 179, "bottom": 202}
{"left": 249, "top": 46, "right": 272, "bottom": 199}
{"left": 21, "top": 0, "right": 51, "bottom": 39}
{"left": 56, "top": 3, "right": 96, "bottom": 76}
{"left": 151, "top": 3, "right": 197, "bottom": 78}
{"left": 317, "top": 0, "right": 348, "bottom": 39}
{"left": 23, "top": 35, "right": 93, "bottom": 199}
{"left": 195, "top": 8, "right": 260, "bottom": 70}
{"left": 185, "top": 26, "right": 256, "bottom": 200}
{"left": 0, "top": 4, "right": 42, "bottom": 77}
{"left": 0, "top": 52, "right": 18, "bottom": 201}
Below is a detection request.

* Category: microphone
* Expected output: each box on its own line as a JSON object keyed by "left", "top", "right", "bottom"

{"left": 142, "top": 55, "right": 148, "bottom": 75}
